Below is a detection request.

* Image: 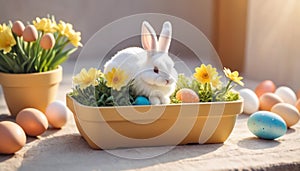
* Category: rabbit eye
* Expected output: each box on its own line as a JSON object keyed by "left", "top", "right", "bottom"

{"left": 153, "top": 66, "right": 159, "bottom": 73}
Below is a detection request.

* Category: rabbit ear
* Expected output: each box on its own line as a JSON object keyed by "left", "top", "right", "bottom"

{"left": 158, "top": 21, "right": 172, "bottom": 52}
{"left": 141, "top": 21, "right": 158, "bottom": 51}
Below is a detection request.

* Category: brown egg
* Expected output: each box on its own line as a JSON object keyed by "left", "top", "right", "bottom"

{"left": 271, "top": 103, "right": 300, "bottom": 127}
{"left": 255, "top": 80, "right": 276, "bottom": 97}
{"left": 16, "top": 108, "right": 48, "bottom": 137}
{"left": 12, "top": 20, "right": 25, "bottom": 37}
{"left": 0, "top": 121, "right": 26, "bottom": 154}
{"left": 40, "top": 33, "right": 55, "bottom": 50}
{"left": 176, "top": 88, "right": 199, "bottom": 103}
{"left": 297, "top": 89, "right": 300, "bottom": 99}
{"left": 23, "top": 25, "right": 38, "bottom": 42}
{"left": 296, "top": 99, "right": 300, "bottom": 112}
{"left": 259, "top": 93, "right": 283, "bottom": 111}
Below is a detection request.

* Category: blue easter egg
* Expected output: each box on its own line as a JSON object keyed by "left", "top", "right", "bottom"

{"left": 247, "top": 111, "right": 287, "bottom": 140}
{"left": 134, "top": 96, "right": 151, "bottom": 105}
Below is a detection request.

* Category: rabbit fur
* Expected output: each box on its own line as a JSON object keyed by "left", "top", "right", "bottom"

{"left": 104, "top": 21, "right": 177, "bottom": 105}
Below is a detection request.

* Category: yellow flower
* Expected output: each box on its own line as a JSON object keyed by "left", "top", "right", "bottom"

{"left": 223, "top": 67, "right": 244, "bottom": 86}
{"left": 73, "top": 68, "right": 103, "bottom": 89}
{"left": 105, "top": 68, "right": 128, "bottom": 91}
{"left": 56, "top": 20, "right": 73, "bottom": 36}
{"left": 67, "top": 30, "right": 82, "bottom": 47}
{"left": 211, "top": 75, "right": 222, "bottom": 89}
{"left": 32, "top": 17, "right": 57, "bottom": 33}
{"left": 0, "top": 24, "right": 16, "bottom": 54}
{"left": 194, "top": 64, "right": 219, "bottom": 85}
{"left": 57, "top": 20, "right": 82, "bottom": 47}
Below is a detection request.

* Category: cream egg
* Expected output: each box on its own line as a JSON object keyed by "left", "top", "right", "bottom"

{"left": 239, "top": 88, "right": 259, "bottom": 114}
{"left": 271, "top": 103, "right": 300, "bottom": 127}
{"left": 45, "top": 101, "right": 68, "bottom": 128}
{"left": 275, "top": 86, "right": 297, "bottom": 105}
{"left": 0, "top": 121, "right": 26, "bottom": 154}
{"left": 259, "top": 93, "right": 283, "bottom": 111}
{"left": 16, "top": 108, "right": 48, "bottom": 136}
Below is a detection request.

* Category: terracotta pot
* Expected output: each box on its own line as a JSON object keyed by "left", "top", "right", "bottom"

{"left": 0, "top": 66, "right": 62, "bottom": 116}
{"left": 66, "top": 94, "right": 243, "bottom": 150}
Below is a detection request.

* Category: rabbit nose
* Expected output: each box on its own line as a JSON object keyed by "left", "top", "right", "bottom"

{"left": 166, "top": 79, "right": 169, "bottom": 85}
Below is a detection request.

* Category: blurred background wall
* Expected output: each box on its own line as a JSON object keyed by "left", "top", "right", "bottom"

{"left": 0, "top": 0, "right": 216, "bottom": 58}
{"left": 245, "top": 0, "right": 300, "bottom": 90}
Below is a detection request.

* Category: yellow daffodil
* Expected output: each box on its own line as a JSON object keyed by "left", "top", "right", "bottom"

{"left": 105, "top": 68, "right": 128, "bottom": 91}
{"left": 194, "top": 64, "right": 219, "bottom": 85}
{"left": 56, "top": 20, "right": 73, "bottom": 36}
{"left": 67, "top": 30, "right": 82, "bottom": 47}
{"left": 57, "top": 20, "right": 82, "bottom": 47}
{"left": 32, "top": 17, "right": 57, "bottom": 33}
{"left": 73, "top": 68, "right": 103, "bottom": 89}
{"left": 0, "top": 24, "right": 16, "bottom": 54}
{"left": 223, "top": 67, "right": 244, "bottom": 86}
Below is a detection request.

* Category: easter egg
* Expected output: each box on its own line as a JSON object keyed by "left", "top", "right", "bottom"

{"left": 16, "top": 108, "right": 48, "bottom": 136}
{"left": 259, "top": 93, "right": 283, "bottom": 111}
{"left": 134, "top": 96, "right": 151, "bottom": 105}
{"left": 297, "top": 89, "right": 300, "bottom": 99}
{"left": 45, "top": 101, "right": 68, "bottom": 128}
{"left": 176, "top": 88, "right": 199, "bottom": 103}
{"left": 12, "top": 20, "right": 25, "bottom": 37}
{"left": 247, "top": 111, "right": 287, "bottom": 140}
{"left": 23, "top": 25, "right": 38, "bottom": 42}
{"left": 296, "top": 99, "right": 300, "bottom": 112}
{"left": 275, "top": 86, "right": 297, "bottom": 105}
{"left": 239, "top": 88, "right": 259, "bottom": 114}
{"left": 255, "top": 80, "right": 276, "bottom": 97}
{"left": 0, "top": 121, "right": 26, "bottom": 154}
{"left": 271, "top": 103, "right": 300, "bottom": 127}
{"left": 40, "top": 33, "right": 55, "bottom": 50}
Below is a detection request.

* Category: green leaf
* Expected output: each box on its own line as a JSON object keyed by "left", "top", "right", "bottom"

{"left": 49, "top": 48, "right": 76, "bottom": 68}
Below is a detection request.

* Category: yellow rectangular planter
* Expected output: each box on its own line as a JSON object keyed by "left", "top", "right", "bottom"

{"left": 66, "top": 94, "right": 243, "bottom": 150}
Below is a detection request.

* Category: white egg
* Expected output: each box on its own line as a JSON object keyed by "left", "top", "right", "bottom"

{"left": 275, "top": 86, "right": 297, "bottom": 105}
{"left": 239, "top": 88, "right": 259, "bottom": 114}
{"left": 45, "top": 101, "right": 68, "bottom": 128}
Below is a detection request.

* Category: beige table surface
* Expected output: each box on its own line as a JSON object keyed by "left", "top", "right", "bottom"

{"left": 0, "top": 60, "right": 299, "bottom": 171}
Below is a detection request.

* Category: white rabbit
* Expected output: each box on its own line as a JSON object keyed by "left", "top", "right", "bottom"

{"left": 104, "top": 21, "right": 177, "bottom": 105}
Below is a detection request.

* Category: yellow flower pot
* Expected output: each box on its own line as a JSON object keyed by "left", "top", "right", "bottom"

{"left": 0, "top": 66, "right": 62, "bottom": 116}
{"left": 66, "top": 94, "right": 243, "bottom": 150}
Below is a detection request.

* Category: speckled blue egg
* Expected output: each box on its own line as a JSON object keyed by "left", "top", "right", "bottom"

{"left": 134, "top": 96, "right": 151, "bottom": 105}
{"left": 247, "top": 111, "right": 287, "bottom": 140}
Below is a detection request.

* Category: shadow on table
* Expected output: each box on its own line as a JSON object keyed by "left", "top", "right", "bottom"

{"left": 286, "top": 128, "right": 296, "bottom": 134}
{"left": 19, "top": 134, "right": 223, "bottom": 170}
{"left": 0, "top": 154, "right": 14, "bottom": 162}
{"left": 0, "top": 114, "right": 15, "bottom": 122}
{"left": 237, "top": 137, "right": 280, "bottom": 150}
